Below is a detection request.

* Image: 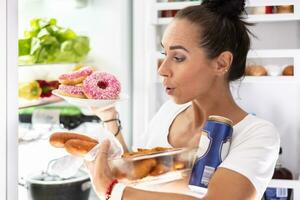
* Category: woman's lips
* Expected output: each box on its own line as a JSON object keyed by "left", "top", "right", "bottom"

{"left": 165, "top": 87, "right": 175, "bottom": 95}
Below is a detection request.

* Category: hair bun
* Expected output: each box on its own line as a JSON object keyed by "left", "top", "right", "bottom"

{"left": 201, "top": 0, "right": 246, "bottom": 18}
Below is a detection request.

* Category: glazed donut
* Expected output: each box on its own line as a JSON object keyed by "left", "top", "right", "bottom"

{"left": 57, "top": 84, "right": 86, "bottom": 98}
{"left": 58, "top": 66, "right": 94, "bottom": 85}
{"left": 83, "top": 72, "right": 121, "bottom": 99}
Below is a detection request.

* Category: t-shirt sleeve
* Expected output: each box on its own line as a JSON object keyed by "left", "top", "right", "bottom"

{"left": 219, "top": 122, "right": 280, "bottom": 199}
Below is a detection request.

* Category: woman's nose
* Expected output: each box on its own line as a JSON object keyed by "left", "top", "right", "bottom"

{"left": 158, "top": 59, "right": 171, "bottom": 77}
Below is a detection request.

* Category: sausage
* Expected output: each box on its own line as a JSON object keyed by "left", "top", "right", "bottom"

{"left": 49, "top": 132, "right": 98, "bottom": 148}
{"left": 64, "top": 139, "right": 98, "bottom": 156}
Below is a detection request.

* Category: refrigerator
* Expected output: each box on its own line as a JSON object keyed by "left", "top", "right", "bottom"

{"left": 2, "top": 0, "right": 133, "bottom": 199}
{"left": 1, "top": 0, "right": 300, "bottom": 199}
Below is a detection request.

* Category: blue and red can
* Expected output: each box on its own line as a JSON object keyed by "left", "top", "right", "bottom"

{"left": 189, "top": 115, "right": 233, "bottom": 193}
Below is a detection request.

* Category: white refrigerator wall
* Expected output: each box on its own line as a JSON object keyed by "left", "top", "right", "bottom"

{"left": 233, "top": 21, "right": 300, "bottom": 177}
{"left": 1, "top": 0, "right": 19, "bottom": 199}
{"left": 18, "top": 0, "right": 133, "bottom": 145}
{"left": 231, "top": 83, "right": 300, "bottom": 177}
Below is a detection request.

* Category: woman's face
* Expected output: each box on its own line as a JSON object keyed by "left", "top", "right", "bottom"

{"left": 159, "top": 19, "right": 218, "bottom": 104}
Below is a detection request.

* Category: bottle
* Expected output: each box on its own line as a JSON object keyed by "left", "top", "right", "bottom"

{"left": 19, "top": 106, "right": 100, "bottom": 129}
{"left": 264, "top": 147, "right": 293, "bottom": 200}
{"left": 189, "top": 115, "right": 233, "bottom": 194}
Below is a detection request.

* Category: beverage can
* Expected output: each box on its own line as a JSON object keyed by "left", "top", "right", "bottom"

{"left": 189, "top": 115, "right": 233, "bottom": 193}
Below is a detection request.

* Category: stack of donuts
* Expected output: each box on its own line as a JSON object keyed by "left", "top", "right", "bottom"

{"left": 58, "top": 66, "right": 121, "bottom": 100}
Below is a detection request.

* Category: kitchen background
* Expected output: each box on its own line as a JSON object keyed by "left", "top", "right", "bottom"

{"left": 1, "top": 0, "right": 300, "bottom": 199}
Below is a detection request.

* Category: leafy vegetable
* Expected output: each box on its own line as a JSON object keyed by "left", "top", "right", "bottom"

{"left": 18, "top": 18, "right": 90, "bottom": 65}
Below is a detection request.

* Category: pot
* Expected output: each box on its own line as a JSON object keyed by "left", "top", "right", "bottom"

{"left": 20, "top": 170, "right": 91, "bottom": 200}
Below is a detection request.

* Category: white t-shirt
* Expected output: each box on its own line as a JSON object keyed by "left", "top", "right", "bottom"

{"left": 137, "top": 100, "right": 280, "bottom": 199}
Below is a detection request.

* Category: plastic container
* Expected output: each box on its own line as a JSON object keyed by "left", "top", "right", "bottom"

{"left": 109, "top": 148, "right": 197, "bottom": 184}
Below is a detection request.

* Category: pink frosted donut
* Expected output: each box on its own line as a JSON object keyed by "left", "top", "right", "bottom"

{"left": 58, "top": 84, "right": 86, "bottom": 98}
{"left": 83, "top": 72, "right": 121, "bottom": 100}
{"left": 58, "top": 66, "right": 94, "bottom": 85}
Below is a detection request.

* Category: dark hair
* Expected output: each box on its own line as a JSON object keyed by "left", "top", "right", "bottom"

{"left": 175, "top": 0, "right": 253, "bottom": 81}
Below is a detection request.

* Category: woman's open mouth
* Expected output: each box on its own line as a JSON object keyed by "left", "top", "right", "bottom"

{"left": 165, "top": 87, "right": 175, "bottom": 95}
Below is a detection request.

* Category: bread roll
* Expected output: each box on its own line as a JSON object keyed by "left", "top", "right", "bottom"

{"left": 49, "top": 132, "right": 98, "bottom": 148}
{"left": 276, "top": 5, "right": 293, "bottom": 13}
{"left": 245, "top": 65, "right": 268, "bottom": 76}
{"left": 64, "top": 139, "right": 98, "bottom": 156}
{"left": 282, "top": 65, "right": 294, "bottom": 76}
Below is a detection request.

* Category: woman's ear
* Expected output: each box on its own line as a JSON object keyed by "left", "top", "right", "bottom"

{"left": 214, "top": 51, "right": 233, "bottom": 75}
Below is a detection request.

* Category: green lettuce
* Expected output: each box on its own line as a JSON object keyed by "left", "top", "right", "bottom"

{"left": 18, "top": 18, "right": 90, "bottom": 65}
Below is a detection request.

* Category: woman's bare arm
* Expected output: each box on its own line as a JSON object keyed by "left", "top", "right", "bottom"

{"left": 123, "top": 187, "right": 199, "bottom": 200}
{"left": 122, "top": 168, "right": 256, "bottom": 200}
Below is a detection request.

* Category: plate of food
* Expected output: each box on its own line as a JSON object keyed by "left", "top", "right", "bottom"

{"left": 52, "top": 90, "right": 128, "bottom": 108}
{"left": 52, "top": 66, "right": 128, "bottom": 108}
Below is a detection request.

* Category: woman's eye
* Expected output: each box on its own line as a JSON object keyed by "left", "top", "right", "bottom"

{"left": 160, "top": 52, "right": 167, "bottom": 57}
{"left": 173, "top": 56, "right": 185, "bottom": 62}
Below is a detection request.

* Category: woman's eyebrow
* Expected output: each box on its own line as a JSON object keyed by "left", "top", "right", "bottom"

{"left": 169, "top": 45, "right": 189, "bottom": 52}
{"left": 160, "top": 42, "right": 189, "bottom": 52}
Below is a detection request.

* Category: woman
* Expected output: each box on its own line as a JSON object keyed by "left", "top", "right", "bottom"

{"left": 86, "top": 0, "right": 280, "bottom": 199}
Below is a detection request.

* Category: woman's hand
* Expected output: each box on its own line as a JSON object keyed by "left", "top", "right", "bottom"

{"left": 85, "top": 140, "right": 114, "bottom": 196}
{"left": 91, "top": 106, "right": 118, "bottom": 121}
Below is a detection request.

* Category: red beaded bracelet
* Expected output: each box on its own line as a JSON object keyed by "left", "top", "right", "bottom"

{"left": 105, "top": 179, "right": 119, "bottom": 200}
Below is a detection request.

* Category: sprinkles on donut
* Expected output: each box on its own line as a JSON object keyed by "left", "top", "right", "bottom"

{"left": 83, "top": 72, "right": 121, "bottom": 100}
{"left": 58, "top": 84, "right": 86, "bottom": 98}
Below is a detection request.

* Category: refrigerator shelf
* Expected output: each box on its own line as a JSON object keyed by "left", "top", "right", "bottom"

{"left": 19, "top": 96, "right": 63, "bottom": 109}
{"left": 269, "top": 178, "right": 300, "bottom": 199}
{"left": 269, "top": 178, "right": 300, "bottom": 189}
{"left": 155, "top": 14, "right": 300, "bottom": 25}
{"left": 234, "top": 76, "right": 300, "bottom": 83}
{"left": 248, "top": 49, "right": 300, "bottom": 58}
{"left": 154, "top": 0, "right": 300, "bottom": 25}
{"left": 18, "top": 63, "right": 77, "bottom": 82}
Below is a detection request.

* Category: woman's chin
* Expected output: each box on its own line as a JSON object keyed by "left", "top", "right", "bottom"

{"left": 171, "top": 97, "right": 190, "bottom": 105}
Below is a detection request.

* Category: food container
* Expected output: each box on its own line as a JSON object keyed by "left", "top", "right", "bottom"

{"left": 109, "top": 148, "right": 197, "bottom": 184}
{"left": 19, "top": 170, "right": 91, "bottom": 200}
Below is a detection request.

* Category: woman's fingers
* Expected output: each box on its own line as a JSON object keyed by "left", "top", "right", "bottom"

{"left": 84, "top": 140, "right": 114, "bottom": 195}
{"left": 95, "top": 140, "right": 111, "bottom": 171}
